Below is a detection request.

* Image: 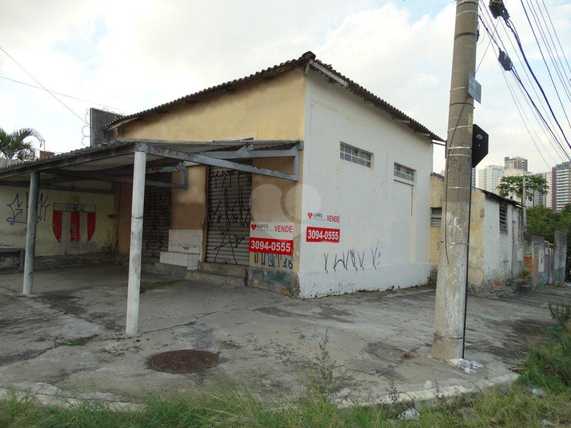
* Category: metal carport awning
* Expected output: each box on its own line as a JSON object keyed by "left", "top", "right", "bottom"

{"left": 0, "top": 138, "right": 302, "bottom": 336}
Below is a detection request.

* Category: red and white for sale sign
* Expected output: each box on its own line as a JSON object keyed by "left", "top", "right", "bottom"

{"left": 249, "top": 222, "right": 295, "bottom": 256}
{"left": 305, "top": 212, "right": 341, "bottom": 243}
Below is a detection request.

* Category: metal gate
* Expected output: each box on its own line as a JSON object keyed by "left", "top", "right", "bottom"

{"left": 206, "top": 167, "right": 252, "bottom": 265}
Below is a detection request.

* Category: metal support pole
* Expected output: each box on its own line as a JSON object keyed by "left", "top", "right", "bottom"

{"left": 22, "top": 172, "right": 39, "bottom": 296}
{"left": 522, "top": 174, "right": 527, "bottom": 230}
{"left": 433, "top": 0, "right": 479, "bottom": 361}
{"left": 125, "top": 151, "right": 146, "bottom": 337}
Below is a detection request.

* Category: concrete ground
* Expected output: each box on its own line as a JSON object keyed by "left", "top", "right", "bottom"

{"left": 1, "top": 265, "right": 570, "bottom": 406}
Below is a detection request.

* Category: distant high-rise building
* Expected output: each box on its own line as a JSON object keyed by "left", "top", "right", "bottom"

{"left": 478, "top": 165, "right": 504, "bottom": 194}
{"left": 553, "top": 161, "right": 571, "bottom": 211}
{"left": 545, "top": 172, "right": 553, "bottom": 209}
{"left": 532, "top": 172, "right": 552, "bottom": 208}
{"left": 504, "top": 156, "right": 528, "bottom": 172}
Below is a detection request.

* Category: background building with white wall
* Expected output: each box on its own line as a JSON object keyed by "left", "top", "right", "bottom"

{"left": 553, "top": 161, "right": 571, "bottom": 212}
{"left": 504, "top": 156, "right": 528, "bottom": 172}
{"left": 478, "top": 165, "right": 504, "bottom": 194}
{"left": 430, "top": 174, "right": 524, "bottom": 291}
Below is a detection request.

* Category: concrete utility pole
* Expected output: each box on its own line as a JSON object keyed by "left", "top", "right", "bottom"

{"left": 126, "top": 150, "right": 146, "bottom": 337}
{"left": 522, "top": 174, "right": 527, "bottom": 230}
{"left": 22, "top": 171, "right": 39, "bottom": 296}
{"left": 433, "top": 0, "right": 479, "bottom": 360}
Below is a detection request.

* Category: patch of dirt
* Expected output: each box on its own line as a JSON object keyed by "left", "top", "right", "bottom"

{"left": 254, "top": 305, "right": 352, "bottom": 324}
{"left": 472, "top": 318, "right": 556, "bottom": 365}
{"left": 147, "top": 350, "right": 220, "bottom": 374}
{"left": 0, "top": 349, "right": 49, "bottom": 366}
{"left": 38, "top": 294, "right": 84, "bottom": 316}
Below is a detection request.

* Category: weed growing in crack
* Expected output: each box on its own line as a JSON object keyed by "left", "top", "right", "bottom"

{"left": 386, "top": 379, "right": 400, "bottom": 404}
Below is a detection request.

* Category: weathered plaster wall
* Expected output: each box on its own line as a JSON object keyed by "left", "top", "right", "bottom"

{"left": 429, "top": 176, "right": 524, "bottom": 291}
{"left": 249, "top": 157, "right": 302, "bottom": 294}
{"left": 115, "top": 69, "right": 306, "bottom": 269}
{"left": 298, "top": 72, "right": 433, "bottom": 297}
{"left": 117, "top": 70, "right": 306, "bottom": 142}
{"left": 554, "top": 230, "right": 567, "bottom": 283}
{"left": 429, "top": 176, "right": 486, "bottom": 288}
{"left": 482, "top": 199, "right": 522, "bottom": 287}
{"left": 0, "top": 186, "right": 116, "bottom": 257}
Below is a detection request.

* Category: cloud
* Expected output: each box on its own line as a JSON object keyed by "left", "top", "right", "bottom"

{"left": 1, "top": 0, "right": 570, "bottom": 175}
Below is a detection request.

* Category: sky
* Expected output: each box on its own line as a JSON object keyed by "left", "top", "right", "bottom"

{"left": 1, "top": 0, "right": 571, "bottom": 176}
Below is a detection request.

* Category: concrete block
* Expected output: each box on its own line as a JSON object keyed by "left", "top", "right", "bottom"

{"left": 185, "top": 271, "right": 245, "bottom": 288}
{"left": 199, "top": 262, "right": 246, "bottom": 278}
{"left": 168, "top": 229, "right": 202, "bottom": 254}
{"left": 160, "top": 251, "right": 189, "bottom": 267}
{"left": 160, "top": 251, "right": 201, "bottom": 270}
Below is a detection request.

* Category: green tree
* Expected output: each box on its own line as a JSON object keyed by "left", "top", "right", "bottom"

{"left": 0, "top": 127, "right": 42, "bottom": 160}
{"left": 497, "top": 175, "right": 548, "bottom": 206}
{"left": 528, "top": 205, "right": 571, "bottom": 243}
{"left": 527, "top": 206, "right": 558, "bottom": 241}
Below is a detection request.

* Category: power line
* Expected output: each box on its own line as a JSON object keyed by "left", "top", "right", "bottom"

{"left": 0, "top": 44, "right": 86, "bottom": 124}
{"left": 500, "top": 57, "right": 557, "bottom": 167}
{"left": 478, "top": 19, "right": 565, "bottom": 164}
{"left": 478, "top": 11, "right": 570, "bottom": 160}
{"left": 528, "top": 0, "right": 571, "bottom": 102}
{"left": 519, "top": 0, "right": 571, "bottom": 133}
{"left": 484, "top": 2, "right": 556, "bottom": 129}
{"left": 539, "top": 0, "right": 571, "bottom": 79}
{"left": 0, "top": 73, "right": 121, "bottom": 111}
{"left": 499, "top": 8, "right": 571, "bottom": 150}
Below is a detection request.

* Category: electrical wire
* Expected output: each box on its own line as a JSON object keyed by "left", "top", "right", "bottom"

{"left": 480, "top": 5, "right": 566, "bottom": 161}
{"left": 0, "top": 73, "right": 121, "bottom": 111}
{"left": 479, "top": 18, "right": 563, "bottom": 164}
{"left": 478, "top": 11, "right": 570, "bottom": 160}
{"left": 503, "top": 11, "right": 571, "bottom": 149}
{"left": 0, "top": 44, "right": 86, "bottom": 124}
{"left": 527, "top": 0, "right": 571, "bottom": 101}
{"left": 482, "top": 2, "right": 556, "bottom": 130}
{"left": 539, "top": 0, "right": 571, "bottom": 80}
{"left": 519, "top": 0, "right": 571, "bottom": 132}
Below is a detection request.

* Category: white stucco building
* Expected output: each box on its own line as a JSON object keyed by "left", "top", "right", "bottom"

{"left": 297, "top": 71, "right": 434, "bottom": 296}
{"left": 0, "top": 52, "right": 442, "bottom": 311}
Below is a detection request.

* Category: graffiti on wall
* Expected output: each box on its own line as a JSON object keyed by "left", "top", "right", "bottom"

{"left": 5, "top": 191, "right": 50, "bottom": 225}
{"left": 252, "top": 253, "right": 294, "bottom": 270}
{"left": 322, "top": 241, "right": 381, "bottom": 273}
{"left": 207, "top": 168, "right": 251, "bottom": 264}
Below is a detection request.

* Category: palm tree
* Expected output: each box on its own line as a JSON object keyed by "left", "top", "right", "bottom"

{"left": 0, "top": 127, "right": 43, "bottom": 160}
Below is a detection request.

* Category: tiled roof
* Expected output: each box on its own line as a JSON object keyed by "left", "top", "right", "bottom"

{"left": 107, "top": 52, "right": 444, "bottom": 142}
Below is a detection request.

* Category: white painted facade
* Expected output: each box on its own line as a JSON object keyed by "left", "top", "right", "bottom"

{"left": 482, "top": 198, "right": 523, "bottom": 285}
{"left": 297, "top": 72, "right": 433, "bottom": 297}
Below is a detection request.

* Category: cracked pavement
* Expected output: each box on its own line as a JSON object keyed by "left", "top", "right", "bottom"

{"left": 0, "top": 265, "right": 569, "bottom": 404}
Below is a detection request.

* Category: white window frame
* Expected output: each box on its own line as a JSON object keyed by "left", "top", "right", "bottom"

{"left": 340, "top": 142, "right": 373, "bottom": 168}
{"left": 394, "top": 162, "right": 415, "bottom": 184}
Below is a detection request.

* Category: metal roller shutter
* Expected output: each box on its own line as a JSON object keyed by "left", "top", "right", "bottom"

{"left": 206, "top": 167, "right": 252, "bottom": 265}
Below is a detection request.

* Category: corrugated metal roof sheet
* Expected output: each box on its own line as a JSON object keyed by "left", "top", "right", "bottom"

{"left": 0, "top": 141, "right": 135, "bottom": 177}
{"left": 107, "top": 51, "right": 444, "bottom": 142}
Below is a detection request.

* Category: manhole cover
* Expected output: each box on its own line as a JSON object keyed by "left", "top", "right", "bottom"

{"left": 148, "top": 350, "right": 219, "bottom": 374}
